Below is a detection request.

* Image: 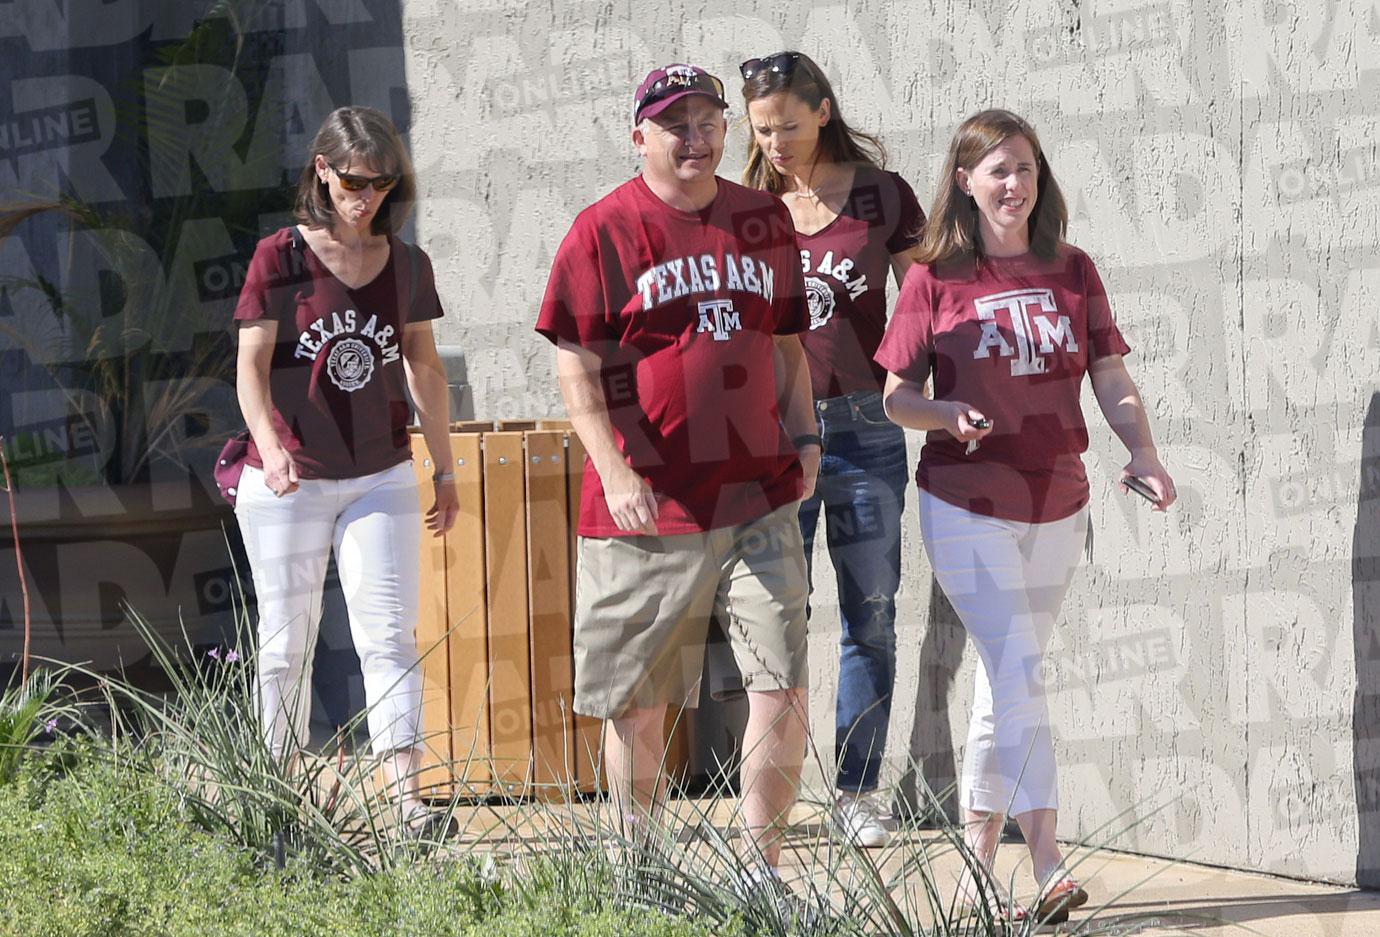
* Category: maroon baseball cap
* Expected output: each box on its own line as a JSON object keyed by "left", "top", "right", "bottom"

{"left": 633, "top": 64, "right": 728, "bottom": 123}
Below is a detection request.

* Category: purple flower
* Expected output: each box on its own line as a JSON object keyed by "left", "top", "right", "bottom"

{"left": 42, "top": 718, "right": 57, "bottom": 734}
{"left": 225, "top": 649, "right": 241, "bottom": 664}
{"left": 207, "top": 647, "right": 221, "bottom": 661}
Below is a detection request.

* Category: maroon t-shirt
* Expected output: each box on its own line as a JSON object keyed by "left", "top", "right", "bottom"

{"left": 797, "top": 167, "right": 924, "bottom": 399}
{"left": 874, "top": 245, "right": 1130, "bottom": 523}
{"left": 535, "top": 175, "right": 809, "bottom": 537}
{"left": 233, "top": 227, "right": 443, "bottom": 479}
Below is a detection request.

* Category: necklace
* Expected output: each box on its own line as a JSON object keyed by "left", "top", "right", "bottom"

{"left": 788, "top": 160, "right": 851, "bottom": 205}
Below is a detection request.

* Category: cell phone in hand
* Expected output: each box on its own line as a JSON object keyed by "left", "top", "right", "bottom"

{"left": 969, "top": 417, "right": 991, "bottom": 430}
{"left": 1123, "top": 475, "right": 1159, "bottom": 504}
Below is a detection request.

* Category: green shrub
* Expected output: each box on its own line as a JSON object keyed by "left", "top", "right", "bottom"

{"left": 18, "top": 609, "right": 1165, "bottom": 937}
{"left": 0, "top": 758, "right": 726, "bottom": 937}
{"left": 0, "top": 670, "right": 64, "bottom": 785}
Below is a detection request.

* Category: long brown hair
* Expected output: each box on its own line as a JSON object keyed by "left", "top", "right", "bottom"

{"left": 739, "top": 52, "right": 885, "bottom": 195}
{"left": 916, "top": 109, "right": 1067, "bottom": 267}
{"left": 293, "top": 106, "right": 416, "bottom": 236}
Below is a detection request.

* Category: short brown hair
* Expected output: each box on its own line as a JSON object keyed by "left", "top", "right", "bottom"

{"left": 293, "top": 106, "right": 416, "bottom": 236}
{"left": 916, "top": 109, "right": 1068, "bottom": 267}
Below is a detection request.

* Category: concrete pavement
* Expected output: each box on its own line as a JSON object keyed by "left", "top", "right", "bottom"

{"left": 441, "top": 795, "right": 1380, "bottom": 936}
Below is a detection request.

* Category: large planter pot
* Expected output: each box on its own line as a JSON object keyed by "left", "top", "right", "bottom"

{"left": 0, "top": 479, "right": 243, "bottom": 671}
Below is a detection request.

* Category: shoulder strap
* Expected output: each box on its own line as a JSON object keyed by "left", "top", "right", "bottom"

{"left": 277, "top": 226, "right": 312, "bottom": 297}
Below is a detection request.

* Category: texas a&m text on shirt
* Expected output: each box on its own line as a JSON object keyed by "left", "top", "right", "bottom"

{"left": 536, "top": 176, "right": 810, "bottom": 536}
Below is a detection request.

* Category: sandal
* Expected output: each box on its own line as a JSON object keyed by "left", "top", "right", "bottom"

{"left": 1031, "top": 874, "right": 1088, "bottom": 925}
{"left": 957, "top": 899, "right": 1028, "bottom": 926}
{"left": 954, "top": 880, "right": 1029, "bottom": 926}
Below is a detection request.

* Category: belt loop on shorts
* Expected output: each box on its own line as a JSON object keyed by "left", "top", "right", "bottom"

{"left": 847, "top": 393, "right": 864, "bottom": 422}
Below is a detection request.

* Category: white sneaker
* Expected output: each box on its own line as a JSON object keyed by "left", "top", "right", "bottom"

{"left": 832, "top": 790, "right": 891, "bottom": 848}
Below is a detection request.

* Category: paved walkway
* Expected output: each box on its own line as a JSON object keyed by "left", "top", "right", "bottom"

{"left": 440, "top": 796, "right": 1380, "bottom": 936}
{"left": 974, "top": 842, "right": 1380, "bottom": 935}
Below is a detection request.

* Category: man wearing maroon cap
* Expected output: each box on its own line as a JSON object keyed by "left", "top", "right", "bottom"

{"left": 536, "top": 63, "right": 820, "bottom": 885}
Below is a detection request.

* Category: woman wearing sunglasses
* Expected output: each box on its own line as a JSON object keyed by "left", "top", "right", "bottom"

{"left": 876, "top": 109, "right": 1176, "bottom": 924}
{"left": 232, "top": 106, "right": 457, "bottom": 834}
{"left": 740, "top": 51, "right": 924, "bottom": 848}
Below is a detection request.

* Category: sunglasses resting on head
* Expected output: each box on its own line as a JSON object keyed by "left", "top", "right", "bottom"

{"left": 635, "top": 71, "right": 726, "bottom": 121}
{"left": 739, "top": 51, "right": 801, "bottom": 81}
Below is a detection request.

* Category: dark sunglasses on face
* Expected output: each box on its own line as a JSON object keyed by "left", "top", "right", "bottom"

{"left": 739, "top": 51, "right": 801, "bottom": 81}
{"left": 330, "top": 164, "right": 400, "bottom": 192}
{"left": 637, "top": 72, "right": 726, "bottom": 118}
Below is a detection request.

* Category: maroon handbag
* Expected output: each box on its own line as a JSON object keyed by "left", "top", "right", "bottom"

{"left": 214, "top": 431, "right": 251, "bottom": 507}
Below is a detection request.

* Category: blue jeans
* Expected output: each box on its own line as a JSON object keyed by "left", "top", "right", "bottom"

{"left": 799, "top": 390, "right": 909, "bottom": 793}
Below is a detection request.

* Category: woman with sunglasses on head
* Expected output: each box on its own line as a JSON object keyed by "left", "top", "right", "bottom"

{"left": 875, "top": 109, "right": 1175, "bottom": 924}
{"left": 740, "top": 51, "right": 924, "bottom": 849}
{"left": 233, "top": 105, "right": 457, "bottom": 834}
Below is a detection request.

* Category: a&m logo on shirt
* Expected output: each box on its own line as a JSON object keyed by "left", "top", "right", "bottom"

{"left": 294, "top": 308, "right": 401, "bottom": 393}
{"left": 804, "top": 277, "right": 836, "bottom": 330}
{"left": 971, "top": 288, "right": 1078, "bottom": 376}
{"left": 696, "top": 300, "right": 742, "bottom": 341}
{"left": 326, "top": 338, "right": 375, "bottom": 391}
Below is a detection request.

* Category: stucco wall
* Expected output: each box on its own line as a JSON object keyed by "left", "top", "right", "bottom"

{"left": 400, "top": 0, "right": 1380, "bottom": 885}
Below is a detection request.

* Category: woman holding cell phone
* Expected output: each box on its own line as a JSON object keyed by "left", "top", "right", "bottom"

{"left": 739, "top": 50, "right": 924, "bottom": 848}
{"left": 875, "top": 109, "right": 1175, "bottom": 923}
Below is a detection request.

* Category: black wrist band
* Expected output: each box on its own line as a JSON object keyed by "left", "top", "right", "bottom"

{"left": 792, "top": 433, "right": 823, "bottom": 450}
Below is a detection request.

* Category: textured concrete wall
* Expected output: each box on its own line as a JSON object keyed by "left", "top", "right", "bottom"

{"left": 400, "top": 0, "right": 1380, "bottom": 884}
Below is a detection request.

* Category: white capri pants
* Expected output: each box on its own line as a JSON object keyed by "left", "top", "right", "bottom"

{"left": 918, "top": 489, "right": 1087, "bottom": 816}
{"left": 234, "top": 460, "right": 423, "bottom": 757}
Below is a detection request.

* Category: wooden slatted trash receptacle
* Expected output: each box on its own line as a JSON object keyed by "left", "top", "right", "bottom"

{"left": 408, "top": 422, "right": 688, "bottom": 800}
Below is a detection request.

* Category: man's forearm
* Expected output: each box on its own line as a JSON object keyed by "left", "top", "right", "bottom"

{"left": 555, "top": 342, "right": 627, "bottom": 478}
{"left": 773, "top": 334, "right": 817, "bottom": 441}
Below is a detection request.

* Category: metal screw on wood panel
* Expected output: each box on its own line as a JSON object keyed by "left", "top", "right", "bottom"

{"left": 457, "top": 458, "right": 465, "bottom": 466}
{"left": 531, "top": 456, "right": 541, "bottom": 464}
{"left": 424, "top": 459, "right": 432, "bottom": 467}
{"left": 498, "top": 457, "right": 507, "bottom": 465}
{"left": 551, "top": 456, "right": 560, "bottom": 463}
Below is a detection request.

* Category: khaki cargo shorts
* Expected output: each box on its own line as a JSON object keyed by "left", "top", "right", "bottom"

{"left": 572, "top": 502, "right": 809, "bottom": 720}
